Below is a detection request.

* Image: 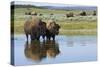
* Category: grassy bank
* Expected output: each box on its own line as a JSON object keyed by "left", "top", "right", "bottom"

{"left": 12, "top": 7, "right": 97, "bottom": 35}
{"left": 13, "top": 21, "right": 97, "bottom": 35}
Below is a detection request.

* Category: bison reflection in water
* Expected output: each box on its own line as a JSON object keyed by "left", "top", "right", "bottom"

{"left": 44, "top": 40, "right": 60, "bottom": 58}
{"left": 24, "top": 40, "right": 60, "bottom": 62}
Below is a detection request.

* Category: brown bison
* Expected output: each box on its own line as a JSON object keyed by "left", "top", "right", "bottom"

{"left": 39, "top": 13, "right": 43, "bottom": 16}
{"left": 79, "top": 11, "right": 87, "bottom": 16}
{"left": 40, "top": 21, "right": 47, "bottom": 40}
{"left": 93, "top": 10, "right": 96, "bottom": 16}
{"left": 45, "top": 20, "right": 60, "bottom": 40}
{"left": 66, "top": 12, "right": 74, "bottom": 18}
{"left": 24, "top": 15, "right": 46, "bottom": 41}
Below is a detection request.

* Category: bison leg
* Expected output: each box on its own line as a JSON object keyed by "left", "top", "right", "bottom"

{"left": 36, "top": 33, "right": 40, "bottom": 40}
{"left": 30, "top": 34, "right": 35, "bottom": 41}
{"left": 46, "top": 36, "right": 50, "bottom": 40}
{"left": 25, "top": 34, "right": 28, "bottom": 41}
{"left": 48, "top": 37, "right": 50, "bottom": 40}
{"left": 36, "top": 36, "right": 40, "bottom": 40}
{"left": 42, "top": 35, "right": 45, "bottom": 40}
{"left": 52, "top": 35, "right": 55, "bottom": 41}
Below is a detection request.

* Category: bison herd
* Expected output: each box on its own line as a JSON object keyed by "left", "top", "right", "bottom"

{"left": 66, "top": 10, "right": 96, "bottom": 18}
{"left": 24, "top": 13, "right": 60, "bottom": 41}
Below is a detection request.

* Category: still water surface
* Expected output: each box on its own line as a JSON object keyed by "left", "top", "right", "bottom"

{"left": 13, "top": 35, "right": 97, "bottom": 66}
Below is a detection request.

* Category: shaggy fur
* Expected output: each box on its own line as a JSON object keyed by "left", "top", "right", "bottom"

{"left": 24, "top": 15, "right": 46, "bottom": 41}
{"left": 46, "top": 20, "right": 60, "bottom": 40}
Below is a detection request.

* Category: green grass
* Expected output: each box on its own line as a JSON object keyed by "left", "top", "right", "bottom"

{"left": 59, "top": 29, "right": 97, "bottom": 35}
{"left": 12, "top": 7, "right": 97, "bottom": 35}
{"left": 59, "top": 22, "right": 97, "bottom": 30}
{"left": 13, "top": 21, "right": 97, "bottom": 35}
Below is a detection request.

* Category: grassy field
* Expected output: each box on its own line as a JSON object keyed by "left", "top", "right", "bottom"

{"left": 12, "top": 7, "right": 97, "bottom": 35}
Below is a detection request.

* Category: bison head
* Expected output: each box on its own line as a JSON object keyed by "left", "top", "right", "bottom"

{"left": 47, "top": 20, "right": 60, "bottom": 35}
{"left": 54, "top": 24, "right": 60, "bottom": 35}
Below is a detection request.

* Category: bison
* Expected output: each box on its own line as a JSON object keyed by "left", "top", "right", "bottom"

{"left": 93, "top": 10, "right": 96, "bottom": 16}
{"left": 39, "top": 21, "right": 47, "bottom": 40}
{"left": 66, "top": 12, "right": 74, "bottom": 18}
{"left": 79, "top": 11, "right": 87, "bottom": 16}
{"left": 24, "top": 14, "right": 46, "bottom": 41}
{"left": 45, "top": 20, "right": 60, "bottom": 40}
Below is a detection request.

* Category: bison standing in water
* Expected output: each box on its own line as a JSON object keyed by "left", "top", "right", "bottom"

{"left": 46, "top": 20, "right": 60, "bottom": 40}
{"left": 24, "top": 13, "right": 46, "bottom": 41}
{"left": 24, "top": 12, "right": 60, "bottom": 41}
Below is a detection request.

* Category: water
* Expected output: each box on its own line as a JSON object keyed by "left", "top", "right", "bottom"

{"left": 13, "top": 35, "right": 97, "bottom": 66}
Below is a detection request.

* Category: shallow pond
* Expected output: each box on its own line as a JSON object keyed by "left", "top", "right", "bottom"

{"left": 12, "top": 35, "right": 97, "bottom": 66}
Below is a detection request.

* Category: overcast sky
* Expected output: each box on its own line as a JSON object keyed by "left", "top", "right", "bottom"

{"left": 13, "top": 1, "right": 86, "bottom": 7}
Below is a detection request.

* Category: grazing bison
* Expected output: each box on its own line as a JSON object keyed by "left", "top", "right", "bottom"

{"left": 25, "top": 12, "right": 31, "bottom": 15}
{"left": 46, "top": 20, "right": 60, "bottom": 40}
{"left": 24, "top": 14, "right": 46, "bottom": 41}
{"left": 31, "top": 12, "right": 37, "bottom": 16}
{"left": 93, "top": 10, "right": 96, "bottom": 16}
{"left": 66, "top": 12, "right": 74, "bottom": 18}
{"left": 39, "top": 13, "right": 43, "bottom": 16}
{"left": 50, "top": 13, "right": 54, "bottom": 15}
{"left": 79, "top": 11, "right": 87, "bottom": 16}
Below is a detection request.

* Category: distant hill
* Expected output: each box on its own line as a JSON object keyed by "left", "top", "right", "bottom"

{"left": 11, "top": 4, "right": 97, "bottom": 10}
{"left": 40, "top": 6, "right": 97, "bottom": 10}
{"left": 11, "top": 4, "right": 44, "bottom": 9}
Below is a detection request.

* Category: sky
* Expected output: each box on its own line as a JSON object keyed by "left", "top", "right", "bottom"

{"left": 12, "top": 1, "right": 90, "bottom": 7}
